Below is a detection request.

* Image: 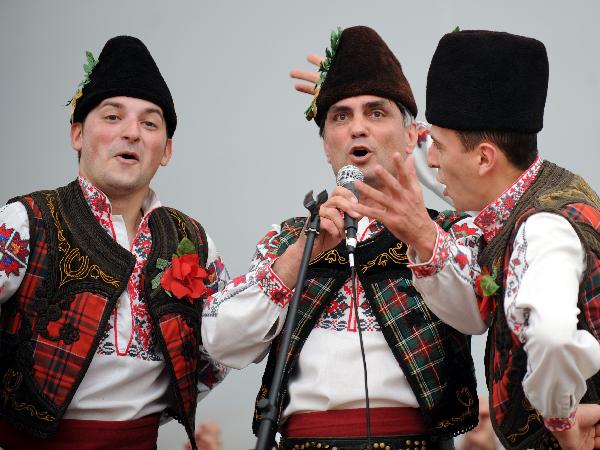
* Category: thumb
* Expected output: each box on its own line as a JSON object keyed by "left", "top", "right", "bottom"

{"left": 576, "top": 404, "right": 600, "bottom": 426}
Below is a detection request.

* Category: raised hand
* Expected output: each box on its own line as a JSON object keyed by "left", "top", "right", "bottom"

{"left": 551, "top": 404, "right": 600, "bottom": 450}
{"left": 352, "top": 152, "right": 438, "bottom": 261}
{"left": 290, "top": 53, "right": 324, "bottom": 95}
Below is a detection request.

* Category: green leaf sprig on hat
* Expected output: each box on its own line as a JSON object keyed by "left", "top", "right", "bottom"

{"left": 66, "top": 50, "right": 97, "bottom": 116}
{"left": 305, "top": 27, "right": 342, "bottom": 121}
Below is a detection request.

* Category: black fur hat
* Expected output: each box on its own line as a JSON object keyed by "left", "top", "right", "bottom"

{"left": 71, "top": 36, "right": 176, "bottom": 137}
{"left": 426, "top": 30, "right": 548, "bottom": 133}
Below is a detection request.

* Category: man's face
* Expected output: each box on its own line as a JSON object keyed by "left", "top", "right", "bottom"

{"left": 428, "top": 125, "right": 483, "bottom": 212}
{"left": 71, "top": 96, "right": 172, "bottom": 199}
{"left": 322, "top": 95, "right": 416, "bottom": 189}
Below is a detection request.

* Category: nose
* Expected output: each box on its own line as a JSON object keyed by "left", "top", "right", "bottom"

{"left": 350, "top": 115, "right": 368, "bottom": 139}
{"left": 427, "top": 144, "right": 439, "bottom": 168}
{"left": 121, "top": 117, "right": 140, "bottom": 142}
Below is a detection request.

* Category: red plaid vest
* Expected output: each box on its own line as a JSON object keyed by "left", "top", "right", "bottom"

{"left": 478, "top": 161, "right": 600, "bottom": 450}
{"left": 0, "top": 181, "right": 209, "bottom": 446}
{"left": 253, "top": 212, "right": 479, "bottom": 440}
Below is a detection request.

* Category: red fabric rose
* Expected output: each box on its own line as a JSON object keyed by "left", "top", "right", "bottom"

{"left": 160, "top": 253, "right": 208, "bottom": 300}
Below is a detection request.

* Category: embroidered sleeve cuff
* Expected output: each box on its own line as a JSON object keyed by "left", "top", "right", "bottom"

{"left": 256, "top": 261, "right": 294, "bottom": 307}
{"left": 544, "top": 410, "right": 576, "bottom": 432}
{"left": 408, "top": 224, "right": 451, "bottom": 278}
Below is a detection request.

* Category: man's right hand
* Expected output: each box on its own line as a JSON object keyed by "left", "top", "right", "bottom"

{"left": 272, "top": 186, "right": 360, "bottom": 288}
{"left": 551, "top": 404, "right": 600, "bottom": 450}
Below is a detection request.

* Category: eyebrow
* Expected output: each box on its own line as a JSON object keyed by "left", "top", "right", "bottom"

{"left": 430, "top": 134, "right": 443, "bottom": 148}
{"left": 99, "top": 102, "right": 164, "bottom": 119}
{"left": 328, "top": 99, "right": 392, "bottom": 115}
{"left": 364, "top": 100, "right": 389, "bottom": 109}
{"left": 328, "top": 104, "right": 352, "bottom": 115}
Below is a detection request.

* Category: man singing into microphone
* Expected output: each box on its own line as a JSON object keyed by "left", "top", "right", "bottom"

{"left": 202, "top": 26, "right": 477, "bottom": 450}
{"left": 0, "top": 36, "right": 228, "bottom": 450}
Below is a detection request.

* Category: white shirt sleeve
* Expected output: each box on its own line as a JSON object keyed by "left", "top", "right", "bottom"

{"left": 409, "top": 216, "right": 488, "bottom": 335}
{"left": 196, "top": 233, "right": 231, "bottom": 396}
{"left": 0, "top": 202, "right": 30, "bottom": 304}
{"left": 201, "top": 225, "right": 292, "bottom": 369}
{"left": 506, "top": 213, "right": 600, "bottom": 421}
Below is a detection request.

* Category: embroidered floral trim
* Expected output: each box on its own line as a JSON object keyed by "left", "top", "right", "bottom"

{"left": 544, "top": 410, "right": 576, "bottom": 432}
{"left": 474, "top": 157, "right": 543, "bottom": 243}
{"left": 256, "top": 261, "right": 293, "bottom": 307}
{"left": 0, "top": 223, "right": 28, "bottom": 278}
{"left": 79, "top": 177, "right": 161, "bottom": 360}
{"left": 315, "top": 279, "right": 379, "bottom": 332}
{"left": 505, "top": 223, "right": 530, "bottom": 343}
{"left": 79, "top": 176, "right": 114, "bottom": 235}
{"left": 408, "top": 224, "right": 452, "bottom": 278}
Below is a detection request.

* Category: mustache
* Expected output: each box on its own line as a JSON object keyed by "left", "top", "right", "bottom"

{"left": 111, "top": 144, "right": 141, "bottom": 154}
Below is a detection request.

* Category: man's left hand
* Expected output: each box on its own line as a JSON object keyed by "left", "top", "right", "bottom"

{"left": 352, "top": 152, "right": 438, "bottom": 261}
{"left": 551, "top": 404, "right": 600, "bottom": 450}
{"left": 290, "top": 53, "right": 323, "bottom": 95}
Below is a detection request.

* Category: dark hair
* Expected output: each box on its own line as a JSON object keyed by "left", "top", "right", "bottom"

{"left": 319, "top": 101, "right": 413, "bottom": 138}
{"left": 454, "top": 130, "right": 538, "bottom": 170}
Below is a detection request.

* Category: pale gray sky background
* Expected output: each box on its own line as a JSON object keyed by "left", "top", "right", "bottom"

{"left": 1, "top": 1, "right": 599, "bottom": 449}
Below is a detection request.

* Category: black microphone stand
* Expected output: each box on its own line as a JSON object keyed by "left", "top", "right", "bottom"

{"left": 254, "top": 189, "right": 328, "bottom": 450}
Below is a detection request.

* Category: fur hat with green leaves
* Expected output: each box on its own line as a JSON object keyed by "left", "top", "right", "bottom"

{"left": 67, "top": 36, "right": 177, "bottom": 137}
{"left": 306, "top": 26, "right": 417, "bottom": 128}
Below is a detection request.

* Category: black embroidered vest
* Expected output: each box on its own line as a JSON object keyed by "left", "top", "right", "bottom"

{"left": 478, "top": 161, "right": 600, "bottom": 449}
{"left": 253, "top": 213, "right": 479, "bottom": 440}
{"left": 0, "top": 180, "right": 208, "bottom": 448}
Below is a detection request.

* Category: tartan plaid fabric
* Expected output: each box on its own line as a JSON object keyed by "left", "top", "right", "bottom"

{"left": 478, "top": 163, "right": 600, "bottom": 450}
{"left": 0, "top": 186, "right": 211, "bottom": 444}
{"left": 253, "top": 216, "right": 478, "bottom": 439}
{"left": 0, "top": 189, "right": 134, "bottom": 437}
{"left": 144, "top": 207, "right": 211, "bottom": 443}
{"left": 157, "top": 312, "right": 198, "bottom": 422}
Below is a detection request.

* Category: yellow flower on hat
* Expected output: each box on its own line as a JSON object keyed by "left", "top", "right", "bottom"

{"left": 66, "top": 50, "right": 97, "bottom": 118}
{"left": 69, "top": 88, "right": 83, "bottom": 117}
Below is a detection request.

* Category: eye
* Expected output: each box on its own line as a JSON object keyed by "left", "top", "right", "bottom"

{"left": 142, "top": 120, "right": 157, "bottom": 129}
{"left": 334, "top": 112, "right": 348, "bottom": 121}
{"left": 370, "top": 110, "right": 385, "bottom": 119}
{"left": 104, "top": 114, "right": 119, "bottom": 122}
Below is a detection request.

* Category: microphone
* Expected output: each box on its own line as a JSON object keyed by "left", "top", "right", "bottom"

{"left": 336, "top": 165, "right": 364, "bottom": 268}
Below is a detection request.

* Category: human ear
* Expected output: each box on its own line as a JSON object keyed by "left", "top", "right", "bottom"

{"left": 477, "top": 142, "right": 498, "bottom": 176}
{"left": 404, "top": 122, "right": 418, "bottom": 154}
{"left": 160, "top": 139, "right": 173, "bottom": 166}
{"left": 70, "top": 122, "right": 83, "bottom": 152}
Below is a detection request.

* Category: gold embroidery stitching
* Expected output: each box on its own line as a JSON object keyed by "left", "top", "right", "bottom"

{"left": 360, "top": 242, "right": 408, "bottom": 274}
{"left": 45, "top": 193, "right": 119, "bottom": 288}
{"left": 167, "top": 208, "right": 188, "bottom": 238}
{"left": 311, "top": 249, "right": 348, "bottom": 265}
{"left": 1, "top": 369, "right": 54, "bottom": 422}
{"left": 507, "top": 399, "right": 542, "bottom": 443}
{"left": 435, "top": 387, "right": 476, "bottom": 428}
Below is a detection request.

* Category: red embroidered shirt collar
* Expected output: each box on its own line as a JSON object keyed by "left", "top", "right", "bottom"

{"left": 77, "top": 176, "right": 160, "bottom": 233}
{"left": 474, "top": 156, "right": 543, "bottom": 243}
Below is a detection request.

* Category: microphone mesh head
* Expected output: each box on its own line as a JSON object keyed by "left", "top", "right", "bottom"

{"left": 336, "top": 165, "right": 364, "bottom": 187}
